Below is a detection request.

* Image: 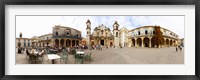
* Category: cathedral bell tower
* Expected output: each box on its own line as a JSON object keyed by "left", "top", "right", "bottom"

{"left": 113, "top": 21, "right": 120, "bottom": 47}
{"left": 86, "top": 19, "right": 91, "bottom": 48}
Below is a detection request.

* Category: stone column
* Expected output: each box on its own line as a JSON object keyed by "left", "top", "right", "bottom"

{"left": 141, "top": 37, "right": 144, "bottom": 47}
{"left": 149, "top": 37, "right": 152, "bottom": 48}
{"left": 64, "top": 39, "right": 66, "bottom": 47}
{"left": 135, "top": 38, "right": 137, "bottom": 48}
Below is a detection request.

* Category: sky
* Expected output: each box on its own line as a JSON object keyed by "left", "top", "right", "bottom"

{"left": 16, "top": 16, "right": 184, "bottom": 38}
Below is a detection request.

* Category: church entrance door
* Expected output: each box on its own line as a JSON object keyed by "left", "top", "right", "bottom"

{"left": 101, "top": 40, "right": 104, "bottom": 46}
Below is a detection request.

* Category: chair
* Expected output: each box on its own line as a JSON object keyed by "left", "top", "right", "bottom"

{"left": 29, "top": 54, "right": 38, "bottom": 64}
{"left": 71, "top": 49, "right": 76, "bottom": 55}
{"left": 75, "top": 54, "right": 84, "bottom": 64}
{"left": 84, "top": 52, "right": 92, "bottom": 62}
{"left": 60, "top": 49, "right": 69, "bottom": 64}
{"left": 37, "top": 51, "right": 44, "bottom": 63}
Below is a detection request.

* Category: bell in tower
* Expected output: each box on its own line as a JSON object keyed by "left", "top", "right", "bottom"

{"left": 86, "top": 19, "right": 91, "bottom": 30}
{"left": 113, "top": 21, "right": 119, "bottom": 30}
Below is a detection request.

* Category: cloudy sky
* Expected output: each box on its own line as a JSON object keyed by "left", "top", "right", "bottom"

{"left": 16, "top": 16, "right": 184, "bottom": 38}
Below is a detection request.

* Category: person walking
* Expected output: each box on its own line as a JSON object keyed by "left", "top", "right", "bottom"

{"left": 176, "top": 46, "right": 178, "bottom": 52}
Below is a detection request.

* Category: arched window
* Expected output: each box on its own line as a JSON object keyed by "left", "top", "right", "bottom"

{"left": 101, "top": 30, "right": 103, "bottom": 34}
{"left": 116, "top": 32, "right": 118, "bottom": 37}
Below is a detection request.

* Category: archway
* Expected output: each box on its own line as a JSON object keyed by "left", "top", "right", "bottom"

{"left": 143, "top": 37, "right": 150, "bottom": 47}
{"left": 60, "top": 39, "right": 64, "bottom": 47}
{"left": 137, "top": 38, "right": 142, "bottom": 47}
{"left": 132, "top": 38, "right": 135, "bottom": 47}
{"left": 166, "top": 39, "right": 169, "bottom": 47}
{"left": 55, "top": 39, "right": 59, "bottom": 47}
{"left": 151, "top": 37, "right": 156, "bottom": 47}
{"left": 66, "top": 39, "right": 71, "bottom": 47}
{"left": 72, "top": 40, "right": 75, "bottom": 47}
{"left": 170, "top": 40, "right": 173, "bottom": 46}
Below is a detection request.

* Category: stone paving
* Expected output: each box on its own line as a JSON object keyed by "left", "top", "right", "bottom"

{"left": 16, "top": 47, "right": 184, "bottom": 64}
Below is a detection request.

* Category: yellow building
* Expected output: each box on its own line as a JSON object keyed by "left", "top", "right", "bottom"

{"left": 52, "top": 25, "right": 82, "bottom": 48}
{"left": 128, "top": 26, "right": 179, "bottom": 48}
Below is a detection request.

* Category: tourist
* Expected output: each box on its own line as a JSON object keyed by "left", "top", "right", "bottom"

{"left": 106, "top": 45, "right": 108, "bottom": 49}
{"left": 176, "top": 46, "right": 178, "bottom": 52}
{"left": 179, "top": 45, "right": 182, "bottom": 51}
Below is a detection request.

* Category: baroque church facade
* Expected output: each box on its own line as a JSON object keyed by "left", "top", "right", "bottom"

{"left": 86, "top": 20, "right": 120, "bottom": 48}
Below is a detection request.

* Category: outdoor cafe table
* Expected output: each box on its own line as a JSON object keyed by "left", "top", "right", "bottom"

{"left": 47, "top": 54, "right": 61, "bottom": 64}
{"left": 76, "top": 51, "right": 84, "bottom": 55}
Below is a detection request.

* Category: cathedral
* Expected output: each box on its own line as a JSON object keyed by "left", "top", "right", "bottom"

{"left": 86, "top": 19, "right": 120, "bottom": 48}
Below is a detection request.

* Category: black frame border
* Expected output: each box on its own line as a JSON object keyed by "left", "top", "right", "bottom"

{"left": 0, "top": 0, "right": 199, "bottom": 80}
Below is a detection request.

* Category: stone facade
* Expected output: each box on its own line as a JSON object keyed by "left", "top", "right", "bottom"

{"left": 86, "top": 20, "right": 120, "bottom": 47}
{"left": 86, "top": 19, "right": 180, "bottom": 48}
{"left": 52, "top": 25, "right": 82, "bottom": 48}
{"left": 16, "top": 38, "right": 32, "bottom": 48}
{"left": 128, "top": 26, "right": 180, "bottom": 48}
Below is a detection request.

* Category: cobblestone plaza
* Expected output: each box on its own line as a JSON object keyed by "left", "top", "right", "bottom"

{"left": 16, "top": 47, "right": 184, "bottom": 64}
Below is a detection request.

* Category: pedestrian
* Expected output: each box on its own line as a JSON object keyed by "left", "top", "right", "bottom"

{"left": 176, "top": 46, "right": 178, "bottom": 52}
{"left": 179, "top": 46, "right": 182, "bottom": 51}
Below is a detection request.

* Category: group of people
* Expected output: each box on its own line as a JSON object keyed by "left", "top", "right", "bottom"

{"left": 176, "top": 45, "right": 182, "bottom": 52}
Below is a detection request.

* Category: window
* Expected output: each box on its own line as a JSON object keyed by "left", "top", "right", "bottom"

{"left": 138, "top": 31, "right": 140, "bottom": 35}
{"left": 116, "top": 32, "right": 118, "bottom": 37}
{"left": 153, "top": 31, "right": 155, "bottom": 34}
{"left": 77, "top": 34, "right": 79, "bottom": 37}
{"left": 66, "top": 32, "right": 70, "bottom": 36}
{"left": 101, "top": 30, "right": 103, "bottom": 34}
{"left": 145, "top": 30, "right": 148, "bottom": 35}
{"left": 55, "top": 31, "right": 58, "bottom": 36}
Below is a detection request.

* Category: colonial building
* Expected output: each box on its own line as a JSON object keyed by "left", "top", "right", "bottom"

{"left": 16, "top": 33, "right": 32, "bottom": 48}
{"left": 119, "top": 27, "right": 129, "bottom": 47}
{"left": 52, "top": 25, "right": 82, "bottom": 48}
{"left": 128, "top": 26, "right": 179, "bottom": 48}
{"left": 38, "top": 33, "right": 52, "bottom": 47}
{"left": 86, "top": 20, "right": 120, "bottom": 48}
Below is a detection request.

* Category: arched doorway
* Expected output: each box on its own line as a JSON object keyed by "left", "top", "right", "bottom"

{"left": 143, "top": 37, "right": 150, "bottom": 47}
{"left": 170, "top": 40, "right": 173, "bottom": 46}
{"left": 137, "top": 38, "right": 142, "bottom": 47}
{"left": 166, "top": 39, "right": 169, "bottom": 47}
{"left": 66, "top": 39, "right": 71, "bottom": 47}
{"left": 55, "top": 39, "right": 59, "bottom": 47}
{"left": 60, "top": 39, "right": 64, "bottom": 47}
{"left": 151, "top": 37, "right": 156, "bottom": 47}
{"left": 132, "top": 38, "right": 135, "bottom": 47}
{"left": 72, "top": 40, "right": 75, "bottom": 47}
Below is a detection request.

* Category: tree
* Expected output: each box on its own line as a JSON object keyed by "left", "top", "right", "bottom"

{"left": 153, "top": 26, "right": 164, "bottom": 48}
